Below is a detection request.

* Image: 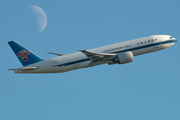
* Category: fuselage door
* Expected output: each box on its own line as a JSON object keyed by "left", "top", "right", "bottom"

{"left": 159, "top": 38, "right": 163, "bottom": 45}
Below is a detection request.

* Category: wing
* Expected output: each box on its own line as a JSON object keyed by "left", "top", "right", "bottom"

{"left": 79, "top": 50, "right": 116, "bottom": 65}
{"left": 47, "top": 52, "right": 66, "bottom": 56}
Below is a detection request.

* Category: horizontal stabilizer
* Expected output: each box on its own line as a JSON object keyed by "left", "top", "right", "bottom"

{"left": 47, "top": 52, "right": 66, "bottom": 56}
{"left": 8, "top": 66, "right": 38, "bottom": 71}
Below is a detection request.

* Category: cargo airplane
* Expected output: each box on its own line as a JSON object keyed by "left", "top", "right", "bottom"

{"left": 8, "top": 35, "right": 177, "bottom": 73}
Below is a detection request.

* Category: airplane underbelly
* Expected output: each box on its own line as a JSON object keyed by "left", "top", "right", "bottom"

{"left": 78, "top": 61, "right": 91, "bottom": 68}
{"left": 61, "top": 64, "right": 80, "bottom": 72}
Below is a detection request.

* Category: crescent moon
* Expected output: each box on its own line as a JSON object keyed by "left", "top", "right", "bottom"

{"left": 30, "top": 5, "right": 47, "bottom": 33}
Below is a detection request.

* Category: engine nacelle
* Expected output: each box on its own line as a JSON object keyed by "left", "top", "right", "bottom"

{"left": 109, "top": 51, "right": 133, "bottom": 65}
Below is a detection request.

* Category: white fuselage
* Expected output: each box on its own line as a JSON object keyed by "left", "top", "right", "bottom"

{"left": 15, "top": 35, "right": 177, "bottom": 73}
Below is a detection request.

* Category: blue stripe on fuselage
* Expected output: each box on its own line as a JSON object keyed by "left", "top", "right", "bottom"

{"left": 112, "top": 39, "right": 176, "bottom": 54}
{"left": 53, "top": 39, "right": 176, "bottom": 67}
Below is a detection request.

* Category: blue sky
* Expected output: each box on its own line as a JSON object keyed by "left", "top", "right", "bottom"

{"left": 1, "top": 0, "right": 180, "bottom": 120}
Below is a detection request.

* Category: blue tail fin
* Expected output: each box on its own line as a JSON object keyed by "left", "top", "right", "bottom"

{"left": 8, "top": 41, "right": 43, "bottom": 66}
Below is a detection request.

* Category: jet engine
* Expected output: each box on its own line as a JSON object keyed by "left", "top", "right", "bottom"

{"left": 109, "top": 51, "right": 133, "bottom": 65}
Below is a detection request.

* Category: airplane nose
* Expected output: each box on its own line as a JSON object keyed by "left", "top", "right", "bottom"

{"left": 170, "top": 36, "right": 177, "bottom": 43}
{"left": 174, "top": 39, "right": 177, "bottom": 42}
{"left": 172, "top": 37, "right": 177, "bottom": 43}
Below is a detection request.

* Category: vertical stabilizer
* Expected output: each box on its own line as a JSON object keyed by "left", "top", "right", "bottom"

{"left": 8, "top": 41, "right": 43, "bottom": 66}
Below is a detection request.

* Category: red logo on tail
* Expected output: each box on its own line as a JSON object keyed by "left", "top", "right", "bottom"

{"left": 17, "top": 50, "right": 30, "bottom": 62}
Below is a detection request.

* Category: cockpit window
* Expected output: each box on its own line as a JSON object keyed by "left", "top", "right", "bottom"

{"left": 170, "top": 36, "right": 174, "bottom": 39}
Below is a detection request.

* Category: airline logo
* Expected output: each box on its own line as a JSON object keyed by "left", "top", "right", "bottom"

{"left": 17, "top": 50, "right": 30, "bottom": 62}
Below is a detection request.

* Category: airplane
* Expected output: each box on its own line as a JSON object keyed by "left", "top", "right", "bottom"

{"left": 8, "top": 35, "right": 177, "bottom": 74}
